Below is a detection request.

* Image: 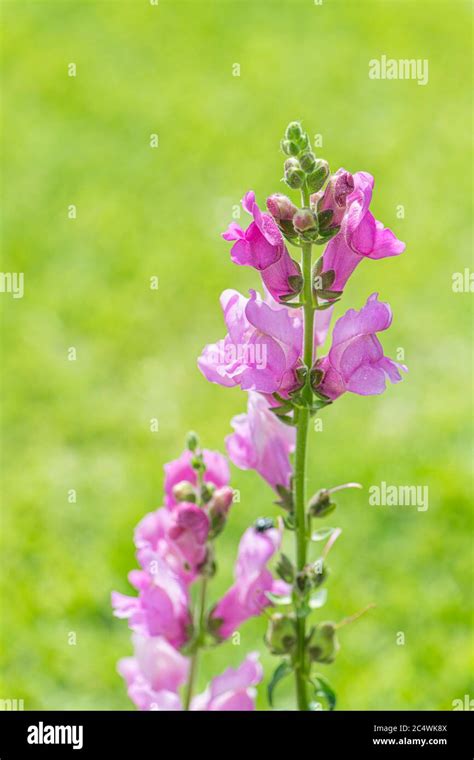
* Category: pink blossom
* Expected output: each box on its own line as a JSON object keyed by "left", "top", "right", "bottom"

{"left": 118, "top": 634, "right": 189, "bottom": 711}
{"left": 210, "top": 523, "right": 290, "bottom": 639}
{"left": 315, "top": 293, "right": 407, "bottom": 400}
{"left": 222, "top": 191, "right": 301, "bottom": 303}
{"left": 198, "top": 288, "right": 333, "bottom": 395}
{"left": 266, "top": 193, "right": 298, "bottom": 222}
{"left": 311, "top": 168, "right": 355, "bottom": 227}
{"left": 226, "top": 392, "right": 295, "bottom": 491}
{"left": 314, "top": 171, "right": 405, "bottom": 292}
{"left": 164, "top": 448, "right": 230, "bottom": 508}
{"left": 167, "top": 502, "right": 210, "bottom": 572}
{"left": 191, "top": 653, "right": 262, "bottom": 711}
{"left": 120, "top": 648, "right": 262, "bottom": 711}
{"left": 111, "top": 553, "right": 191, "bottom": 647}
{"left": 134, "top": 504, "right": 208, "bottom": 582}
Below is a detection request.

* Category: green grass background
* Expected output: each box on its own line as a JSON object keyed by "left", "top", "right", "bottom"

{"left": 0, "top": 0, "right": 472, "bottom": 710}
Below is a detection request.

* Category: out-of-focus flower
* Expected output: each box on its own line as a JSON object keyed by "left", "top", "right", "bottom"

{"left": 315, "top": 293, "right": 407, "bottom": 400}
{"left": 118, "top": 634, "right": 189, "bottom": 711}
{"left": 190, "top": 652, "right": 262, "bottom": 711}
{"left": 111, "top": 553, "right": 191, "bottom": 647}
{"left": 226, "top": 391, "right": 295, "bottom": 491}
{"left": 119, "top": 646, "right": 262, "bottom": 712}
{"left": 164, "top": 449, "right": 230, "bottom": 508}
{"left": 210, "top": 523, "right": 290, "bottom": 639}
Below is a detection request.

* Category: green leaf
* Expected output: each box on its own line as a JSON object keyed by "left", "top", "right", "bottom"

{"left": 311, "top": 527, "right": 336, "bottom": 542}
{"left": 267, "top": 661, "right": 293, "bottom": 707}
{"left": 310, "top": 674, "right": 337, "bottom": 711}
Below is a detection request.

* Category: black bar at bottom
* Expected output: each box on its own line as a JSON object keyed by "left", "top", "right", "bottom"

{"left": 0, "top": 710, "right": 472, "bottom": 757}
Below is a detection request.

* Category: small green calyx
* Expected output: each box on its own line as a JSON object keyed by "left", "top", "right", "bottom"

{"left": 308, "top": 489, "right": 336, "bottom": 518}
{"left": 307, "top": 622, "right": 340, "bottom": 664}
{"left": 265, "top": 613, "right": 297, "bottom": 655}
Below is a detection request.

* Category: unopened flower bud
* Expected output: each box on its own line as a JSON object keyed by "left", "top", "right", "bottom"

{"left": 284, "top": 167, "right": 305, "bottom": 190}
{"left": 265, "top": 613, "right": 297, "bottom": 655}
{"left": 306, "top": 160, "right": 330, "bottom": 193}
{"left": 308, "top": 622, "right": 340, "bottom": 664}
{"left": 211, "top": 486, "right": 234, "bottom": 515}
{"left": 186, "top": 431, "right": 199, "bottom": 452}
{"left": 285, "top": 121, "right": 303, "bottom": 142}
{"left": 284, "top": 157, "right": 300, "bottom": 172}
{"left": 266, "top": 193, "right": 298, "bottom": 222}
{"left": 311, "top": 169, "right": 354, "bottom": 227}
{"left": 172, "top": 480, "right": 197, "bottom": 503}
{"left": 293, "top": 208, "right": 317, "bottom": 233}
{"left": 281, "top": 139, "right": 299, "bottom": 156}
{"left": 299, "top": 151, "right": 317, "bottom": 173}
{"left": 208, "top": 486, "right": 234, "bottom": 536}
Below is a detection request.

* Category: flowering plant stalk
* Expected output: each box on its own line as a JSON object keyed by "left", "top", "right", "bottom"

{"left": 112, "top": 120, "right": 406, "bottom": 711}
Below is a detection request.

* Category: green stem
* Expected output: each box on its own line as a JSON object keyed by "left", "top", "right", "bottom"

{"left": 183, "top": 576, "right": 208, "bottom": 711}
{"left": 293, "top": 183, "right": 315, "bottom": 711}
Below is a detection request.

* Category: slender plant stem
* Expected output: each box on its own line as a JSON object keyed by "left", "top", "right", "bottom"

{"left": 293, "top": 184, "right": 315, "bottom": 711}
{"left": 183, "top": 576, "right": 208, "bottom": 711}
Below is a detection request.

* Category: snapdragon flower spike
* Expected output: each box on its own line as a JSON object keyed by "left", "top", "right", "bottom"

{"left": 226, "top": 391, "right": 295, "bottom": 491}
{"left": 210, "top": 521, "right": 291, "bottom": 639}
{"left": 222, "top": 191, "right": 301, "bottom": 303}
{"left": 119, "top": 644, "right": 262, "bottom": 712}
{"left": 164, "top": 448, "right": 230, "bottom": 508}
{"left": 198, "top": 288, "right": 333, "bottom": 395}
{"left": 312, "top": 171, "right": 405, "bottom": 292}
{"left": 314, "top": 293, "right": 407, "bottom": 400}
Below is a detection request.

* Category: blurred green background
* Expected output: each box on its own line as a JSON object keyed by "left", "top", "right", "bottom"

{"left": 1, "top": 0, "right": 472, "bottom": 710}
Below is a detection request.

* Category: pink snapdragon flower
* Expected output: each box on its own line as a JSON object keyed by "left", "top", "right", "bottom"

{"left": 164, "top": 448, "right": 230, "bottom": 508}
{"left": 312, "top": 171, "right": 405, "bottom": 292}
{"left": 315, "top": 293, "right": 407, "bottom": 400}
{"left": 226, "top": 392, "right": 295, "bottom": 491}
{"left": 118, "top": 634, "right": 189, "bottom": 711}
{"left": 210, "top": 522, "right": 290, "bottom": 639}
{"left": 119, "top": 646, "right": 262, "bottom": 711}
{"left": 190, "top": 652, "right": 262, "bottom": 711}
{"left": 222, "top": 191, "right": 301, "bottom": 303}
{"left": 198, "top": 288, "right": 332, "bottom": 395}
{"left": 133, "top": 503, "right": 209, "bottom": 582}
{"left": 111, "top": 553, "right": 191, "bottom": 647}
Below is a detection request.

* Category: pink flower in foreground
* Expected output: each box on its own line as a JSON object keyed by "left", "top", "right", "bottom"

{"left": 191, "top": 652, "right": 262, "bottom": 711}
{"left": 164, "top": 448, "right": 230, "bottom": 508}
{"left": 111, "top": 553, "right": 191, "bottom": 647}
{"left": 226, "top": 392, "right": 295, "bottom": 491}
{"left": 210, "top": 522, "right": 290, "bottom": 639}
{"left": 313, "top": 171, "right": 405, "bottom": 292}
{"left": 118, "top": 634, "right": 189, "bottom": 711}
{"left": 315, "top": 293, "right": 407, "bottom": 400}
{"left": 198, "top": 288, "right": 333, "bottom": 395}
{"left": 119, "top": 648, "right": 262, "bottom": 711}
{"left": 222, "top": 191, "right": 301, "bottom": 303}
